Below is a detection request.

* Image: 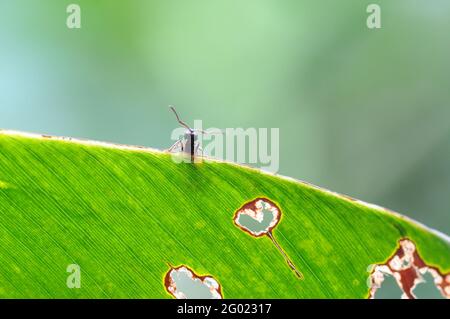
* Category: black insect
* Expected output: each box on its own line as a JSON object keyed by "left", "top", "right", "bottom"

{"left": 168, "top": 106, "right": 204, "bottom": 163}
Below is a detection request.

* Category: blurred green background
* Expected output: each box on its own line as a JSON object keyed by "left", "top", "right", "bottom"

{"left": 1, "top": 0, "right": 449, "bottom": 235}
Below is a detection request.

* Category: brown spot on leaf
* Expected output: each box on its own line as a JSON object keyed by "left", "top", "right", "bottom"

{"left": 233, "top": 197, "right": 281, "bottom": 237}
{"left": 234, "top": 197, "right": 303, "bottom": 279}
{"left": 164, "top": 264, "right": 223, "bottom": 299}
{"left": 368, "top": 238, "right": 450, "bottom": 299}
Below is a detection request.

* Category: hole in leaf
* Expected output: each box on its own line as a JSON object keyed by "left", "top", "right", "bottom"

{"left": 234, "top": 197, "right": 280, "bottom": 236}
{"left": 368, "top": 238, "right": 450, "bottom": 299}
{"left": 164, "top": 265, "right": 223, "bottom": 299}
{"left": 234, "top": 197, "right": 303, "bottom": 279}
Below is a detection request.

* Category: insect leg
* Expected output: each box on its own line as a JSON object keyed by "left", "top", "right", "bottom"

{"left": 197, "top": 145, "right": 204, "bottom": 157}
{"left": 167, "top": 140, "right": 182, "bottom": 152}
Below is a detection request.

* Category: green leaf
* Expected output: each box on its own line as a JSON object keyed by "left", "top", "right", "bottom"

{"left": 0, "top": 130, "right": 449, "bottom": 298}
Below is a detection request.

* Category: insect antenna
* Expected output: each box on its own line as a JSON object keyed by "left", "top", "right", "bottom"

{"left": 169, "top": 106, "right": 192, "bottom": 131}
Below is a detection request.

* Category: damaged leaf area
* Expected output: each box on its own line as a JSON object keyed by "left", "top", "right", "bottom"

{"left": 164, "top": 265, "right": 223, "bottom": 299}
{"left": 234, "top": 198, "right": 303, "bottom": 279}
{"left": 2, "top": 131, "right": 450, "bottom": 298}
{"left": 368, "top": 238, "right": 450, "bottom": 299}
{"left": 233, "top": 197, "right": 280, "bottom": 236}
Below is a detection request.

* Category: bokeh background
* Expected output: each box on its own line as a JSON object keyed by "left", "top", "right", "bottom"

{"left": 1, "top": 0, "right": 449, "bottom": 236}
